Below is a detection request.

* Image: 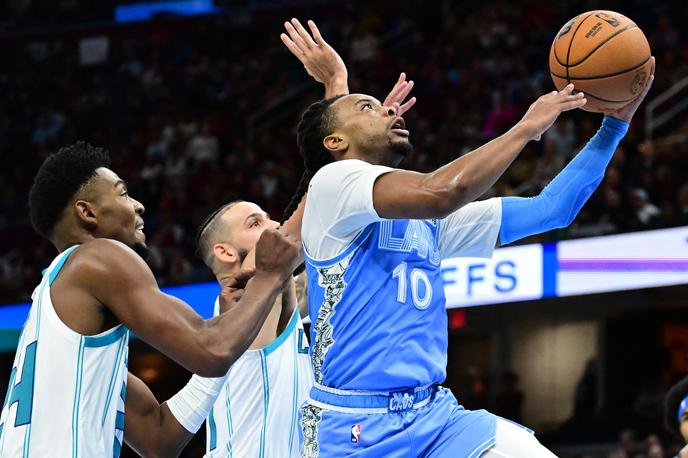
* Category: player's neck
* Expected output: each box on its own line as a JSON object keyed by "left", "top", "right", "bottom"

{"left": 338, "top": 148, "right": 401, "bottom": 167}
{"left": 51, "top": 229, "right": 94, "bottom": 253}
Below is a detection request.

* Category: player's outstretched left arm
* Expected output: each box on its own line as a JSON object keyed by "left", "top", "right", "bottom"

{"left": 499, "top": 58, "right": 655, "bottom": 245}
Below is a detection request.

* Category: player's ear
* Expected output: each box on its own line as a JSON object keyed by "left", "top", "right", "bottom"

{"left": 74, "top": 200, "right": 98, "bottom": 229}
{"left": 213, "top": 243, "right": 240, "bottom": 266}
{"left": 323, "top": 133, "right": 348, "bottom": 159}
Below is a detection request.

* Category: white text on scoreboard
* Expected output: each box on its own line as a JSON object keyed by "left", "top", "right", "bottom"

{"left": 441, "top": 244, "right": 543, "bottom": 308}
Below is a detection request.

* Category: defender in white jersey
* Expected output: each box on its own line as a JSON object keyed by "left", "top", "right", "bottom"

{"left": 205, "top": 294, "right": 312, "bottom": 457}
{"left": 190, "top": 201, "right": 313, "bottom": 457}
{"left": 1, "top": 142, "right": 301, "bottom": 456}
{"left": 0, "top": 245, "right": 129, "bottom": 457}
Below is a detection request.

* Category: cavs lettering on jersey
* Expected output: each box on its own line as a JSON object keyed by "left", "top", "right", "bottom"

{"left": 0, "top": 246, "right": 129, "bottom": 457}
{"left": 204, "top": 299, "right": 313, "bottom": 457}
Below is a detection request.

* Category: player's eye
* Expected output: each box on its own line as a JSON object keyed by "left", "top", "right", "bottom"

{"left": 361, "top": 102, "right": 374, "bottom": 111}
{"left": 121, "top": 191, "right": 129, "bottom": 197}
{"left": 250, "top": 220, "right": 260, "bottom": 228}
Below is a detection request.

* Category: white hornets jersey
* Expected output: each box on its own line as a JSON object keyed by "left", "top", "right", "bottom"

{"left": 205, "top": 299, "right": 313, "bottom": 457}
{"left": 0, "top": 245, "right": 129, "bottom": 457}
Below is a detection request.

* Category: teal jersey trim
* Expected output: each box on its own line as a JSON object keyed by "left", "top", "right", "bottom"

{"left": 288, "top": 331, "right": 299, "bottom": 456}
{"left": 259, "top": 351, "right": 270, "bottom": 458}
{"left": 113, "top": 436, "right": 122, "bottom": 458}
{"left": 114, "top": 411, "right": 125, "bottom": 431}
{"left": 224, "top": 368, "right": 233, "bottom": 457}
{"left": 207, "top": 408, "right": 217, "bottom": 451}
{"left": 84, "top": 326, "right": 128, "bottom": 348}
{"left": 102, "top": 336, "right": 128, "bottom": 425}
{"left": 48, "top": 245, "right": 79, "bottom": 286}
{"left": 71, "top": 338, "right": 85, "bottom": 458}
{"left": 262, "top": 307, "right": 299, "bottom": 356}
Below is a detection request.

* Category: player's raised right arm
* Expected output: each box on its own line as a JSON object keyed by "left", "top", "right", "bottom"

{"left": 78, "top": 229, "right": 301, "bottom": 377}
{"left": 371, "top": 85, "right": 587, "bottom": 220}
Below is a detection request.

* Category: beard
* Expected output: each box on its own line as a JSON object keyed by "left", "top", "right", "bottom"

{"left": 132, "top": 241, "right": 150, "bottom": 260}
{"left": 390, "top": 139, "right": 414, "bottom": 158}
{"left": 379, "top": 139, "right": 414, "bottom": 167}
{"left": 237, "top": 247, "right": 249, "bottom": 264}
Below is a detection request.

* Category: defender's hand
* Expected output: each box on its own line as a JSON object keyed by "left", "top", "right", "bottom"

{"left": 218, "top": 268, "right": 255, "bottom": 312}
{"left": 384, "top": 72, "right": 417, "bottom": 116}
{"left": 255, "top": 228, "right": 303, "bottom": 280}
{"left": 281, "top": 19, "right": 347, "bottom": 89}
{"left": 603, "top": 56, "right": 655, "bottom": 123}
{"left": 519, "top": 84, "right": 587, "bottom": 141}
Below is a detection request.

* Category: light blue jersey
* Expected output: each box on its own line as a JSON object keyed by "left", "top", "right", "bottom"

{"left": 305, "top": 218, "right": 447, "bottom": 391}
{"left": 299, "top": 159, "right": 503, "bottom": 457}
{"left": 302, "top": 160, "right": 502, "bottom": 393}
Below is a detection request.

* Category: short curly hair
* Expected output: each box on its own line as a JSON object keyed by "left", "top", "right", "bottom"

{"left": 664, "top": 374, "right": 688, "bottom": 436}
{"left": 28, "top": 141, "right": 111, "bottom": 238}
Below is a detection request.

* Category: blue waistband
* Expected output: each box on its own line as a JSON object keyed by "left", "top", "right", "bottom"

{"left": 310, "top": 384, "right": 439, "bottom": 413}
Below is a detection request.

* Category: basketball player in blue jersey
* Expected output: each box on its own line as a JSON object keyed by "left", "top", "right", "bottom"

{"left": 0, "top": 142, "right": 301, "bottom": 456}
{"left": 279, "top": 19, "right": 656, "bottom": 457}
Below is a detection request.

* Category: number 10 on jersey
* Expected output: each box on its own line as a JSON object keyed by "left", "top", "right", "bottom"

{"left": 392, "top": 262, "right": 433, "bottom": 310}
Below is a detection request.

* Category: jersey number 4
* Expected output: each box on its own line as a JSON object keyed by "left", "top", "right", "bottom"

{"left": 392, "top": 262, "right": 433, "bottom": 310}
{"left": 2, "top": 341, "right": 37, "bottom": 428}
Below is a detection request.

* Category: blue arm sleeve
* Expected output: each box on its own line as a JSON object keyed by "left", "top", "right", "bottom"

{"left": 499, "top": 116, "right": 629, "bottom": 245}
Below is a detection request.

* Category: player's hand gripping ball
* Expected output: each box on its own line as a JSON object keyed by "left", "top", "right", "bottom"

{"left": 549, "top": 10, "right": 652, "bottom": 112}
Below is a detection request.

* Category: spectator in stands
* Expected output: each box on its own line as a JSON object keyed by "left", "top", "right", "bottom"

{"left": 664, "top": 375, "right": 688, "bottom": 458}
{"left": 630, "top": 188, "right": 661, "bottom": 228}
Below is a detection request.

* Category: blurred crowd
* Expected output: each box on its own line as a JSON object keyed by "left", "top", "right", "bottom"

{"left": 0, "top": 0, "right": 687, "bottom": 303}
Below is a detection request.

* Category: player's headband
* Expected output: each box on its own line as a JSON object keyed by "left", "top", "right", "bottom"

{"left": 678, "top": 395, "right": 688, "bottom": 423}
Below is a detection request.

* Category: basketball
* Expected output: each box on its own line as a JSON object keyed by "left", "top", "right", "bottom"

{"left": 549, "top": 10, "right": 652, "bottom": 112}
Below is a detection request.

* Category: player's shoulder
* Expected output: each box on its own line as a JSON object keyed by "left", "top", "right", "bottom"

{"left": 76, "top": 238, "right": 136, "bottom": 258}
{"left": 66, "top": 238, "right": 144, "bottom": 277}
{"left": 310, "top": 159, "right": 376, "bottom": 186}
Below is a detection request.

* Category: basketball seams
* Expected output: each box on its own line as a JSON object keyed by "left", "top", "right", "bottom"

{"left": 550, "top": 54, "right": 650, "bottom": 80}
{"left": 553, "top": 13, "right": 588, "bottom": 66}
{"left": 552, "top": 44, "right": 567, "bottom": 67}
{"left": 576, "top": 91, "right": 637, "bottom": 104}
{"left": 564, "top": 11, "right": 598, "bottom": 83}
{"left": 567, "top": 24, "right": 639, "bottom": 67}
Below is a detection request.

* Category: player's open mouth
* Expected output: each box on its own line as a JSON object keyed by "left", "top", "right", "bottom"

{"left": 390, "top": 117, "right": 409, "bottom": 137}
{"left": 136, "top": 223, "right": 145, "bottom": 235}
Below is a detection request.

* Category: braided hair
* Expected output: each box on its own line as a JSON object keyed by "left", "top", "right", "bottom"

{"left": 281, "top": 95, "right": 344, "bottom": 224}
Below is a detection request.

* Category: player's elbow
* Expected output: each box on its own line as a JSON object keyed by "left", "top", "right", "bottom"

{"left": 198, "top": 347, "right": 235, "bottom": 377}
{"left": 190, "top": 335, "right": 235, "bottom": 377}
{"left": 422, "top": 180, "right": 470, "bottom": 218}
{"left": 195, "top": 358, "right": 230, "bottom": 378}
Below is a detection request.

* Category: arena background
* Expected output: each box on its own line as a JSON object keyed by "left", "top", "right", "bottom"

{"left": 0, "top": 0, "right": 686, "bottom": 456}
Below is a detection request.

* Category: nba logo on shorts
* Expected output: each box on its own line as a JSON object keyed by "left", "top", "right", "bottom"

{"left": 351, "top": 424, "right": 361, "bottom": 443}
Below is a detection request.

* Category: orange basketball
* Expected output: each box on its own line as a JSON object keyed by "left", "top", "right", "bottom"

{"left": 549, "top": 10, "right": 652, "bottom": 112}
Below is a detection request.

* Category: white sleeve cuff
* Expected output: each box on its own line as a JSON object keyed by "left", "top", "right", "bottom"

{"left": 166, "top": 373, "right": 228, "bottom": 433}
